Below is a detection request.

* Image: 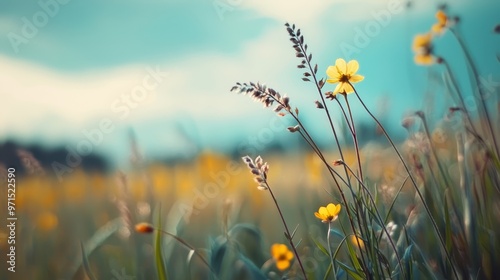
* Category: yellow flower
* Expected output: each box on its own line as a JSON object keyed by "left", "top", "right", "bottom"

{"left": 36, "top": 211, "right": 58, "bottom": 232}
{"left": 351, "top": 235, "right": 365, "bottom": 249}
{"left": 314, "top": 203, "right": 341, "bottom": 223}
{"left": 431, "top": 10, "right": 448, "bottom": 34}
{"left": 326, "top": 59, "right": 364, "bottom": 95}
{"left": 271, "top": 243, "right": 294, "bottom": 271}
{"left": 412, "top": 33, "right": 434, "bottom": 65}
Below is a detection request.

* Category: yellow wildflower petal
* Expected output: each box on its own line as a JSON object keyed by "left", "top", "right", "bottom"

{"left": 412, "top": 33, "right": 431, "bottom": 51}
{"left": 333, "top": 83, "right": 343, "bottom": 94}
{"left": 432, "top": 23, "right": 442, "bottom": 34}
{"left": 343, "top": 83, "right": 355, "bottom": 94}
{"left": 349, "top": 74, "right": 364, "bottom": 83}
{"left": 276, "top": 260, "right": 290, "bottom": 271}
{"left": 280, "top": 244, "right": 289, "bottom": 254}
{"left": 351, "top": 235, "right": 365, "bottom": 249}
{"left": 271, "top": 243, "right": 293, "bottom": 271}
{"left": 271, "top": 244, "right": 282, "bottom": 256}
{"left": 326, "top": 66, "right": 341, "bottom": 83}
{"left": 315, "top": 203, "right": 342, "bottom": 222}
{"left": 436, "top": 10, "right": 447, "bottom": 24}
{"left": 326, "top": 203, "right": 337, "bottom": 215}
{"left": 414, "top": 54, "right": 434, "bottom": 65}
{"left": 335, "top": 58, "right": 347, "bottom": 74}
{"left": 336, "top": 204, "right": 342, "bottom": 214}
{"left": 326, "top": 58, "right": 363, "bottom": 95}
{"left": 271, "top": 244, "right": 287, "bottom": 255}
{"left": 285, "top": 251, "right": 294, "bottom": 261}
{"left": 346, "top": 60, "right": 359, "bottom": 76}
{"left": 318, "top": 206, "right": 329, "bottom": 217}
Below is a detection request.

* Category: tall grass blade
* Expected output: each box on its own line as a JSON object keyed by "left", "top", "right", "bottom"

{"left": 336, "top": 260, "right": 364, "bottom": 280}
{"left": 67, "top": 217, "right": 123, "bottom": 279}
{"left": 80, "top": 241, "right": 97, "bottom": 280}
{"left": 155, "top": 208, "right": 168, "bottom": 280}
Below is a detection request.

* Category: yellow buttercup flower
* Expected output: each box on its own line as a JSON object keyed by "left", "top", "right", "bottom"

{"left": 326, "top": 59, "right": 364, "bottom": 95}
{"left": 432, "top": 10, "right": 448, "bottom": 34}
{"left": 412, "top": 33, "right": 434, "bottom": 65}
{"left": 271, "top": 243, "right": 294, "bottom": 271}
{"left": 314, "top": 203, "right": 341, "bottom": 223}
{"left": 351, "top": 235, "right": 365, "bottom": 249}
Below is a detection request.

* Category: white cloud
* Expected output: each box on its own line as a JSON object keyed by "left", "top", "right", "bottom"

{"left": 0, "top": 25, "right": 296, "bottom": 146}
{"left": 0, "top": 56, "right": 164, "bottom": 139}
{"left": 242, "top": 0, "right": 332, "bottom": 23}
{"left": 242, "top": 0, "right": 411, "bottom": 24}
{"left": 243, "top": 0, "right": 474, "bottom": 25}
{"left": 148, "top": 25, "right": 294, "bottom": 119}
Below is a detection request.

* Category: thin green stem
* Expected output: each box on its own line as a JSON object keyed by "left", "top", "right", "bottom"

{"left": 295, "top": 37, "right": 358, "bottom": 210}
{"left": 327, "top": 222, "right": 337, "bottom": 280}
{"left": 350, "top": 82, "right": 459, "bottom": 279}
{"left": 335, "top": 97, "right": 355, "bottom": 135}
{"left": 156, "top": 229, "right": 218, "bottom": 278}
{"left": 331, "top": 96, "right": 374, "bottom": 262}
{"left": 417, "top": 113, "right": 452, "bottom": 189}
{"left": 264, "top": 181, "right": 308, "bottom": 279}
{"left": 290, "top": 114, "right": 370, "bottom": 271}
{"left": 339, "top": 161, "right": 405, "bottom": 279}
{"left": 450, "top": 28, "right": 500, "bottom": 157}
{"left": 297, "top": 42, "right": 350, "bottom": 181}
{"left": 441, "top": 59, "right": 479, "bottom": 138}
{"left": 263, "top": 88, "right": 369, "bottom": 273}
{"left": 344, "top": 93, "right": 364, "bottom": 182}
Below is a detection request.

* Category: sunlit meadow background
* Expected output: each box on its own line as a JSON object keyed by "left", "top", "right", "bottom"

{"left": 0, "top": 0, "right": 499, "bottom": 279}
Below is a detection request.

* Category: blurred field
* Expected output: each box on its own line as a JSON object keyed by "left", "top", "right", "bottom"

{"left": 3, "top": 112, "right": 500, "bottom": 279}
{"left": 0, "top": 146, "right": 415, "bottom": 279}
{"left": 1, "top": 3, "right": 500, "bottom": 280}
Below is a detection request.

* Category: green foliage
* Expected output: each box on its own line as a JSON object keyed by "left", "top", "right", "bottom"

{"left": 155, "top": 209, "right": 168, "bottom": 280}
{"left": 12, "top": 5, "right": 500, "bottom": 280}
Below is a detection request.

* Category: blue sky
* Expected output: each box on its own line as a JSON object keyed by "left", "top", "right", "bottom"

{"left": 1, "top": 0, "right": 499, "bottom": 166}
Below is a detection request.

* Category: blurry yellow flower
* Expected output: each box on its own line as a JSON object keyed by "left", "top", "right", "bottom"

{"left": 351, "top": 235, "right": 365, "bottom": 249}
{"left": 432, "top": 10, "right": 448, "bottom": 34}
{"left": 326, "top": 59, "right": 364, "bottom": 95}
{"left": 36, "top": 212, "right": 58, "bottom": 232}
{"left": 271, "top": 243, "right": 294, "bottom": 271}
{"left": 412, "top": 33, "right": 434, "bottom": 65}
{"left": 314, "top": 203, "right": 341, "bottom": 223}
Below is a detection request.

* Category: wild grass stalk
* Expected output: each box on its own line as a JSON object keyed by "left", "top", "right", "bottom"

{"left": 241, "top": 155, "right": 308, "bottom": 279}
{"left": 449, "top": 27, "right": 500, "bottom": 158}
{"left": 351, "top": 84, "right": 459, "bottom": 279}
{"left": 21, "top": 6, "right": 500, "bottom": 280}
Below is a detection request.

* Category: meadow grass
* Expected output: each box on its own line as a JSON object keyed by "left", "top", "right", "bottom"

{"left": 1, "top": 6, "right": 499, "bottom": 280}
